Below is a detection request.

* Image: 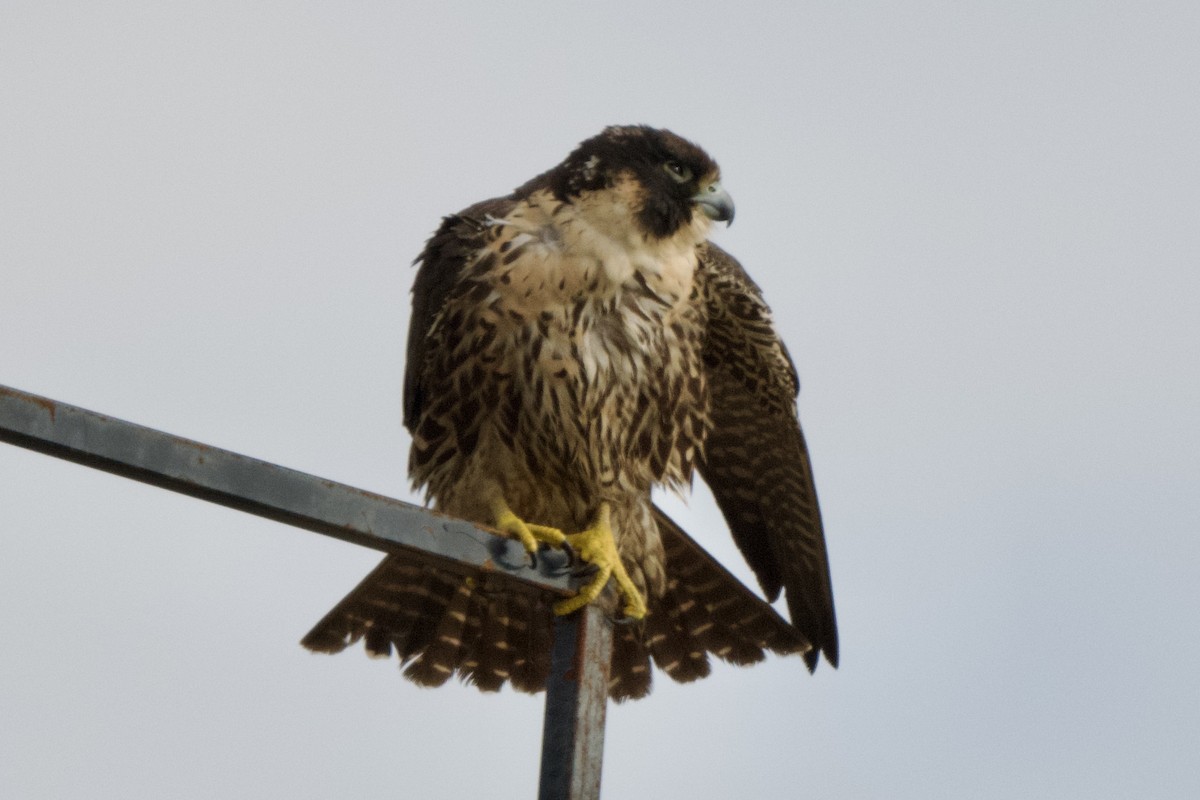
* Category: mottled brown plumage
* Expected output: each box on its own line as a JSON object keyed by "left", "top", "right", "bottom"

{"left": 302, "top": 125, "right": 837, "bottom": 699}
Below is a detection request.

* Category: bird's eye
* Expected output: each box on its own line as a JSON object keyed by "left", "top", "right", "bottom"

{"left": 663, "top": 161, "right": 692, "bottom": 183}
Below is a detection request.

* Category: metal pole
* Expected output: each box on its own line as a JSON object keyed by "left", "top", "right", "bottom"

{"left": 538, "top": 605, "right": 613, "bottom": 800}
{"left": 1, "top": 383, "right": 612, "bottom": 797}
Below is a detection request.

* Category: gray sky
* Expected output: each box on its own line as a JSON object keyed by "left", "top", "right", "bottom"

{"left": 3, "top": 2, "right": 1198, "bottom": 798}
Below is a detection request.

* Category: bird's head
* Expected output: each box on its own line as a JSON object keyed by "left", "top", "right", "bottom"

{"left": 537, "top": 125, "right": 735, "bottom": 240}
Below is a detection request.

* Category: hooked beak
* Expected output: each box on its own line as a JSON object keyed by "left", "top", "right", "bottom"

{"left": 693, "top": 181, "right": 735, "bottom": 225}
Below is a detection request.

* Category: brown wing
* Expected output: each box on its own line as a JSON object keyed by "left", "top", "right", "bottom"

{"left": 696, "top": 241, "right": 838, "bottom": 670}
{"left": 403, "top": 196, "right": 516, "bottom": 431}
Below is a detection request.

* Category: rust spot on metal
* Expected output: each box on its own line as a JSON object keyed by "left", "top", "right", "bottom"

{"left": 26, "top": 394, "right": 59, "bottom": 422}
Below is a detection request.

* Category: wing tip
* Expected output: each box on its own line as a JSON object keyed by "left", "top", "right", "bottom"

{"left": 801, "top": 636, "right": 839, "bottom": 672}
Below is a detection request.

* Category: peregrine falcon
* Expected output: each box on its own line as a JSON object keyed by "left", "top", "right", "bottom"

{"left": 302, "top": 126, "right": 837, "bottom": 700}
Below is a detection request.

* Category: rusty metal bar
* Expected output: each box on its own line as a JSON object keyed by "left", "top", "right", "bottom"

{"left": 0, "top": 383, "right": 575, "bottom": 593}
{"left": 538, "top": 605, "right": 614, "bottom": 800}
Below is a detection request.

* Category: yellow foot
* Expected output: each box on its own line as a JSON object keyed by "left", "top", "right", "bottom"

{"left": 489, "top": 496, "right": 566, "bottom": 559}
{"left": 553, "top": 503, "right": 647, "bottom": 620}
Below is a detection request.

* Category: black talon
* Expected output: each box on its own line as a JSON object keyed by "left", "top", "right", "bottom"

{"left": 570, "top": 562, "right": 599, "bottom": 579}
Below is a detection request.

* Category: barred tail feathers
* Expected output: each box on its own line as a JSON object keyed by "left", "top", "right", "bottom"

{"left": 606, "top": 507, "right": 810, "bottom": 701}
{"left": 300, "top": 556, "right": 553, "bottom": 694}
{"left": 302, "top": 509, "right": 808, "bottom": 701}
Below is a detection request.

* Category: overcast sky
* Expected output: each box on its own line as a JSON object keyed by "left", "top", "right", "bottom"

{"left": 2, "top": 2, "right": 1198, "bottom": 798}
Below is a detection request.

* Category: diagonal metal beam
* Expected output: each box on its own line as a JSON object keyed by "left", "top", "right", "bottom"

{"left": 0, "top": 383, "right": 575, "bottom": 593}
{"left": 0, "top": 382, "right": 611, "bottom": 799}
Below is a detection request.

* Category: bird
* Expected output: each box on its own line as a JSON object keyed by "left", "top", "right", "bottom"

{"left": 301, "top": 125, "right": 837, "bottom": 701}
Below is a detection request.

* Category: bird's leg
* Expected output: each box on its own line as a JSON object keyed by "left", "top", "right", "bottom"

{"left": 554, "top": 502, "right": 647, "bottom": 620}
{"left": 488, "top": 493, "right": 566, "bottom": 559}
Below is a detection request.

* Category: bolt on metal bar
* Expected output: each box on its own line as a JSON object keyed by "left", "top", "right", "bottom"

{"left": 0, "top": 383, "right": 610, "bottom": 798}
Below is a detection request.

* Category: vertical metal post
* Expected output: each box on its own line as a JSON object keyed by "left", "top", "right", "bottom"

{"left": 537, "top": 605, "right": 613, "bottom": 800}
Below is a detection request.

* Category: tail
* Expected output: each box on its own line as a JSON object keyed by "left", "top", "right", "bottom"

{"left": 610, "top": 507, "right": 809, "bottom": 699}
{"left": 301, "top": 557, "right": 554, "bottom": 693}
{"left": 302, "top": 507, "right": 809, "bottom": 701}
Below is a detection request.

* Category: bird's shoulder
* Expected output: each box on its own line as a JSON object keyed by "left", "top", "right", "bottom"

{"left": 403, "top": 195, "right": 516, "bottom": 429}
{"left": 697, "top": 241, "right": 800, "bottom": 412}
